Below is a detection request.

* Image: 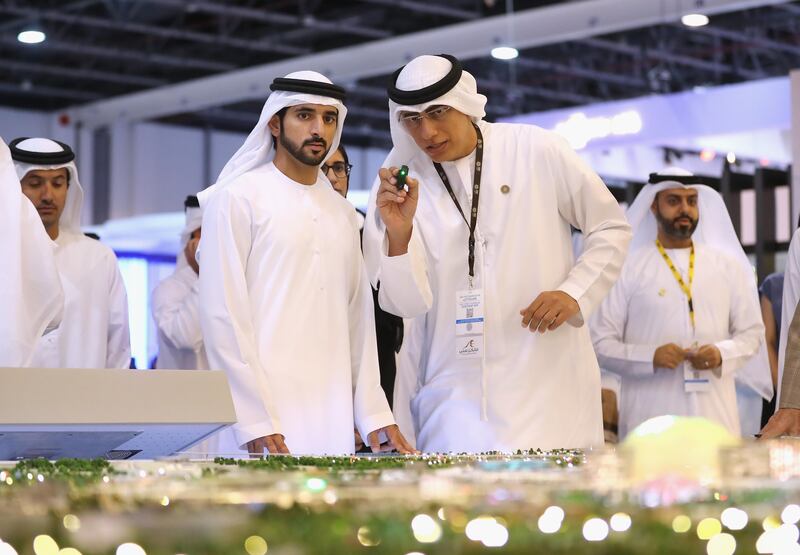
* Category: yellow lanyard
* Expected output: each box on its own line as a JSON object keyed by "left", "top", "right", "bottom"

{"left": 655, "top": 239, "right": 695, "bottom": 329}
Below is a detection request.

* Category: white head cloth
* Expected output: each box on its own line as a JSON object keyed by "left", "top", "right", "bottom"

{"left": 0, "top": 136, "right": 64, "bottom": 366}
{"left": 384, "top": 54, "right": 487, "bottom": 168}
{"left": 175, "top": 203, "right": 203, "bottom": 272}
{"left": 364, "top": 55, "right": 487, "bottom": 285}
{"left": 13, "top": 137, "right": 84, "bottom": 237}
{"left": 627, "top": 166, "right": 772, "bottom": 400}
{"left": 197, "top": 70, "right": 347, "bottom": 208}
{"left": 180, "top": 205, "right": 203, "bottom": 246}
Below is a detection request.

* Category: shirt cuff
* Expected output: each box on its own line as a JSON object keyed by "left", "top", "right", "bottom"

{"left": 356, "top": 410, "right": 396, "bottom": 443}
{"left": 714, "top": 339, "right": 740, "bottom": 377}
{"left": 557, "top": 283, "right": 586, "bottom": 327}
{"left": 629, "top": 344, "right": 659, "bottom": 366}
{"left": 232, "top": 418, "right": 282, "bottom": 450}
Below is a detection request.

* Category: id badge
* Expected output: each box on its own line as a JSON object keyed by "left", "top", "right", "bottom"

{"left": 683, "top": 364, "right": 711, "bottom": 393}
{"left": 455, "top": 289, "right": 484, "bottom": 359}
{"left": 456, "top": 289, "right": 484, "bottom": 335}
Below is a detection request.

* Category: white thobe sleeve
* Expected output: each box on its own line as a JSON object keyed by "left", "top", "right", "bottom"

{"left": 349, "top": 225, "right": 396, "bottom": 440}
{"left": 590, "top": 271, "right": 661, "bottom": 378}
{"left": 714, "top": 264, "right": 765, "bottom": 377}
{"left": 105, "top": 257, "right": 131, "bottom": 369}
{"left": 377, "top": 227, "right": 433, "bottom": 318}
{"left": 363, "top": 183, "right": 433, "bottom": 319}
{"left": 549, "top": 135, "right": 632, "bottom": 326}
{"left": 152, "top": 268, "right": 203, "bottom": 352}
{"left": 392, "top": 317, "right": 423, "bottom": 446}
{"left": 199, "top": 190, "right": 281, "bottom": 447}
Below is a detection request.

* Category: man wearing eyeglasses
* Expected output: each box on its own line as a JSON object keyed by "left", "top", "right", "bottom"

{"left": 322, "top": 146, "right": 353, "bottom": 199}
{"left": 363, "top": 54, "right": 632, "bottom": 453}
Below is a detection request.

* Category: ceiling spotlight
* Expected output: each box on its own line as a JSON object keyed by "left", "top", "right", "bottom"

{"left": 681, "top": 13, "right": 709, "bottom": 27}
{"left": 491, "top": 46, "right": 519, "bottom": 61}
{"left": 17, "top": 29, "right": 46, "bottom": 44}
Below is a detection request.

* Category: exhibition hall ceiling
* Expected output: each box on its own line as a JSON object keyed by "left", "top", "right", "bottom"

{"left": 2, "top": 0, "right": 799, "bottom": 146}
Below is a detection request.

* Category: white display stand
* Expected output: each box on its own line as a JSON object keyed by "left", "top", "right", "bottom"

{"left": 0, "top": 367, "right": 236, "bottom": 460}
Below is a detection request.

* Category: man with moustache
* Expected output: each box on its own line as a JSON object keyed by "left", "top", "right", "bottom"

{"left": 591, "top": 168, "right": 770, "bottom": 437}
{"left": 11, "top": 137, "right": 130, "bottom": 370}
{"left": 363, "top": 54, "right": 631, "bottom": 452}
{"left": 198, "top": 72, "right": 413, "bottom": 456}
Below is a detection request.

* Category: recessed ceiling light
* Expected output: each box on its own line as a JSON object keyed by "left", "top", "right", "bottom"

{"left": 681, "top": 13, "right": 709, "bottom": 27}
{"left": 17, "top": 30, "right": 46, "bottom": 44}
{"left": 491, "top": 46, "right": 519, "bottom": 60}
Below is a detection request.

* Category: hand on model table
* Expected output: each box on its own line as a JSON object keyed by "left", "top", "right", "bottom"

{"left": 759, "top": 408, "right": 800, "bottom": 439}
{"left": 246, "top": 426, "right": 418, "bottom": 456}
{"left": 246, "top": 433, "right": 289, "bottom": 456}
{"left": 520, "top": 291, "right": 579, "bottom": 334}
{"left": 367, "top": 424, "right": 418, "bottom": 455}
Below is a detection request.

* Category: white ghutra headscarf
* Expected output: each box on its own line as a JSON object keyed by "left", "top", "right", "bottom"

{"left": 11, "top": 137, "right": 85, "bottom": 237}
{"left": 197, "top": 70, "right": 348, "bottom": 208}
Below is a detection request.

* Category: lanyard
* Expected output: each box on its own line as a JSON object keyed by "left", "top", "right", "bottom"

{"left": 655, "top": 239, "right": 695, "bottom": 328}
{"left": 432, "top": 123, "right": 484, "bottom": 280}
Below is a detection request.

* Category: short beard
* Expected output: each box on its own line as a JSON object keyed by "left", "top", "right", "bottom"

{"left": 654, "top": 207, "right": 698, "bottom": 240}
{"left": 279, "top": 131, "right": 330, "bottom": 167}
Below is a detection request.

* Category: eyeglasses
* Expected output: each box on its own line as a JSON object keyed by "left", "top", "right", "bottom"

{"left": 321, "top": 162, "right": 353, "bottom": 178}
{"left": 398, "top": 105, "right": 452, "bottom": 129}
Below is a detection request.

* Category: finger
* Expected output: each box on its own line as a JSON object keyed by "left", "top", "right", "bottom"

{"left": 535, "top": 310, "right": 557, "bottom": 333}
{"left": 378, "top": 167, "right": 396, "bottom": 181}
{"left": 275, "top": 436, "right": 290, "bottom": 454}
{"left": 376, "top": 188, "right": 407, "bottom": 205}
{"left": 390, "top": 430, "right": 417, "bottom": 454}
{"left": 386, "top": 430, "right": 408, "bottom": 453}
{"left": 521, "top": 295, "right": 548, "bottom": 327}
{"left": 248, "top": 439, "right": 265, "bottom": 457}
{"left": 530, "top": 298, "right": 551, "bottom": 319}
{"left": 759, "top": 417, "right": 787, "bottom": 439}
{"left": 547, "top": 311, "right": 568, "bottom": 330}
{"left": 377, "top": 174, "right": 398, "bottom": 190}
{"left": 264, "top": 437, "right": 278, "bottom": 454}
{"left": 520, "top": 306, "right": 536, "bottom": 327}
{"left": 520, "top": 309, "right": 534, "bottom": 328}
{"left": 377, "top": 178, "right": 407, "bottom": 196}
{"left": 378, "top": 440, "right": 396, "bottom": 453}
{"left": 531, "top": 306, "right": 556, "bottom": 333}
{"left": 367, "top": 431, "right": 381, "bottom": 453}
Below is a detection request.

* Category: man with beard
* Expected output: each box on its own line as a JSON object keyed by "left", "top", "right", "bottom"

{"left": 591, "top": 168, "right": 769, "bottom": 437}
{"left": 363, "top": 54, "right": 631, "bottom": 452}
{"left": 197, "top": 71, "right": 413, "bottom": 456}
